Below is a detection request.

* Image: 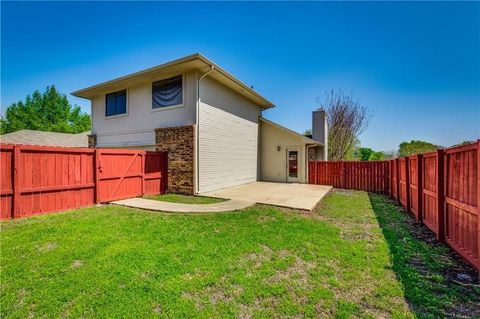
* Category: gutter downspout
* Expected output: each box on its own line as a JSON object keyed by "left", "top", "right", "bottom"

{"left": 195, "top": 65, "right": 214, "bottom": 194}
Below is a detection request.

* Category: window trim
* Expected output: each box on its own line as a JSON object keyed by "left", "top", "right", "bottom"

{"left": 104, "top": 89, "right": 128, "bottom": 119}
{"left": 150, "top": 74, "right": 185, "bottom": 112}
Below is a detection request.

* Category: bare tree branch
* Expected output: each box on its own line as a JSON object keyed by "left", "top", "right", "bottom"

{"left": 317, "top": 90, "right": 371, "bottom": 160}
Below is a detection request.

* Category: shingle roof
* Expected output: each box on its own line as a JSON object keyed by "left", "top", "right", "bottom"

{"left": 0, "top": 130, "right": 90, "bottom": 147}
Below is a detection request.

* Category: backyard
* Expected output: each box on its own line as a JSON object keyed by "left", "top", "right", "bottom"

{"left": 1, "top": 190, "right": 478, "bottom": 318}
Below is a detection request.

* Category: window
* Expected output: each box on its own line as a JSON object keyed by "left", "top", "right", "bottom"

{"left": 288, "top": 151, "right": 298, "bottom": 178}
{"left": 105, "top": 90, "right": 127, "bottom": 116}
{"left": 152, "top": 75, "right": 183, "bottom": 109}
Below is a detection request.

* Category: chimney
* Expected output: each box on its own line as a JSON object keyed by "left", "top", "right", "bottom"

{"left": 312, "top": 109, "right": 328, "bottom": 160}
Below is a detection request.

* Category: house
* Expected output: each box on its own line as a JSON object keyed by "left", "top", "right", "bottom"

{"left": 72, "top": 54, "right": 327, "bottom": 194}
{"left": 0, "top": 130, "right": 89, "bottom": 147}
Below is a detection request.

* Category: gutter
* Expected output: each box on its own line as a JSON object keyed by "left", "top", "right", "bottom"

{"left": 195, "top": 65, "right": 214, "bottom": 194}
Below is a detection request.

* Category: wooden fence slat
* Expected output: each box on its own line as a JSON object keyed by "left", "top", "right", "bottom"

{"left": 1, "top": 144, "right": 168, "bottom": 219}
{"left": 308, "top": 141, "right": 479, "bottom": 273}
{"left": 437, "top": 149, "right": 445, "bottom": 242}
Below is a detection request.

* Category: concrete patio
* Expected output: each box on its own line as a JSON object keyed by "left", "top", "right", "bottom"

{"left": 200, "top": 181, "right": 332, "bottom": 210}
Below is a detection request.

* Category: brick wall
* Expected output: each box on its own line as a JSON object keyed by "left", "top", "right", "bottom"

{"left": 88, "top": 134, "right": 97, "bottom": 148}
{"left": 155, "top": 125, "right": 195, "bottom": 194}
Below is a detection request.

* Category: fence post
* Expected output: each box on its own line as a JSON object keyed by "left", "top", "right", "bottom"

{"left": 395, "top": 158, "right": 400, "bottom": 205}
{"left": 405, "top": 157, "right": 410, "bottom": 212}
{"left": 477, "top": 140, "right": 480, "bottom": 272}
{"left": 417, "top": 154, "right": 423, "bottom": 222}
{"left": 141, "top": 152, "right": 146, "bottom": 196}
{"left": 342, "top": 161, "right": 346, "bottom": 189}
{"left": 437, "top": 149, "right": 445, "bottom": 242}
{"left": 12, "top": 145, "right": 21, "bottom": 219}
{"left": 94, "top": 149, "right": 101, "bottom": 204}
{"left": 163, "top": 151, "right": 168, "bottom": 194}
{"left": 389, "top": 160, "right": 393, "bottom": 198}
{"left": 384, "top": 161, "right": 389, "bottom": 195}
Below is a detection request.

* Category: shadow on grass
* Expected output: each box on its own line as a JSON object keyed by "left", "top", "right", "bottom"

{"left": 367, "top": 193, "right": 480, "bottom": 318}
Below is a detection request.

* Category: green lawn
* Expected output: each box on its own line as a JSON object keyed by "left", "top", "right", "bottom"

{"left": 143, "top": 193, "right": 226, "bottom": 204}
{"left": 1, "top": 191, "right": 478, "bottom": 318}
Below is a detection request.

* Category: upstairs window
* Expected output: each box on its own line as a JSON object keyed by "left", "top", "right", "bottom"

{"left": 152, "top": 75, "right": 183, "bottom": 109}
{"left": 105, "top": 90, "right": 127, "bottom": 116}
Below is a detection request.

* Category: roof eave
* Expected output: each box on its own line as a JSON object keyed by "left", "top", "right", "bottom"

{"left": 71, "top": 53, "right": 274, "bottom": 109}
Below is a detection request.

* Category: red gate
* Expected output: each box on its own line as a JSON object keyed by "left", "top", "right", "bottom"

{"left": 96, "top": 149, "right": 167, "bottom": 203}
{"left": 0, "top": 144, "right": 168, "bottom": 219}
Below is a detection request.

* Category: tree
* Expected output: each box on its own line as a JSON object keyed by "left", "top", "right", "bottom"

{"left": 303, "top": 129, "right": 312, "bottom": 136}
{"left": 355, "top": 147, "right": 375, "bottom": 161}
{"left": 317, "top": 90, "right": 370, "bottom": 160}
{"left": 0, "top": 86, "right": 91, "bottom": 135}
{"left": 398, "top": 140, "right": 438, "bottom": 157}
{"left": 370, "top": 151, "right": 387, "bottom": 160}
{"left": 354, "top": 147, "right": 387, "bottom": 161}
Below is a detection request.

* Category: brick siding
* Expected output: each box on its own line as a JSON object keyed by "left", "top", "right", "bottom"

{"left": 88, "top": 134, "right": 97, "bottom": 148}
{"left": 155, "top": 125, "right": 195, "bottom": 194}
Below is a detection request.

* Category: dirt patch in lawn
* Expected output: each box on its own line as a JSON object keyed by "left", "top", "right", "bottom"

{"left": 38, "top": 242, "right": 57, "bottom": 252}
{"left": 182, "top": 276, "right": 243, "bottom": 310}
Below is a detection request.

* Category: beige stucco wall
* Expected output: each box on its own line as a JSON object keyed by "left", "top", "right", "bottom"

{"left": 90, "top": 70, "right": 197, "bottom": 148}
{"left": 259, "top": 120, "right": 307, "bottom": 183}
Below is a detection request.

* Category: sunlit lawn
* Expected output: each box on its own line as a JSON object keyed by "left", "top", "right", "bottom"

{"left": 1, "top": 191, "right": 478, "bottom": 318}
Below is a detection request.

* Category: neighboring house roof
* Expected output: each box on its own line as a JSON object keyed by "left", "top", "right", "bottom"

{"left": 0, "top": 130, "right": 90, "bottom": 147}
{"left": 72, "top": 53, "right": 274, "bottom": 109}
{"left": 259, "top": 117, "right": 323, "bottom": 146}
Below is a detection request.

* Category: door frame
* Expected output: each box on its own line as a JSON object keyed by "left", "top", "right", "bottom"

{"left": 286, "top": 147, "right": 301, "bottom": 183}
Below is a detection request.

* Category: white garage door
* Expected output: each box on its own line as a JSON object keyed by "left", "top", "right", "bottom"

{"left": 198, "top": 102, "right": 258, "bottom": 193}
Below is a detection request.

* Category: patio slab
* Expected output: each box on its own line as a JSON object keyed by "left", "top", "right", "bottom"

{"left": 200, "top": 182, "right": 332, "bottom": 210}
{"left": 111, "top": 198, "right": 254, "bottom": 213}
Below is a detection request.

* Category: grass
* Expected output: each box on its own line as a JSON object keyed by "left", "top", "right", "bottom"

{"left": 368, "top": 193, "right": 479, "bottom": 318}
{"left": 143, "top": 193, "right": 226, "bottom": 204}
{"left": 1, "top": 190, "right": 478, "bottom": 318}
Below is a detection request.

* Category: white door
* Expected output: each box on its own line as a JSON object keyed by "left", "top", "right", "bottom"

{"left": 286, "top": 147, "right": 300, "bottom": 183}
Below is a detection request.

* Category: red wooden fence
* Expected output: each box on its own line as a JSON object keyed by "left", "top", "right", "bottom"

{"left": 0, "top": 144, "right": 167, "bottom": 219}
{"left": 421, "top": 151, "right": 443, "bottom": 237}
{"left": 308, "top": 161, "right": 389, "bottom": 193}
{"left": 308, "top": 140, "right": 480, "bottom": 272}
{"left": 398, "top": 157, "right": 409, "bottom": 209}
{"left": 408, "top": 154, "right": 422, "bottom": 222}
{"left": 444, "top": 143, "right": 478, "bottom": 269}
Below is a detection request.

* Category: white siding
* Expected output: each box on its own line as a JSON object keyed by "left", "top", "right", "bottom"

{"left": 91, "top": 71, "right": 197, "bottom": 147}
{"left": 198, "top": 77, "right": 261, "bottom": 193}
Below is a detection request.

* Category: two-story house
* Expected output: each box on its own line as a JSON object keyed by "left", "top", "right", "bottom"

{"left": 72, "top": 54, "right": 327, "bottom": 194}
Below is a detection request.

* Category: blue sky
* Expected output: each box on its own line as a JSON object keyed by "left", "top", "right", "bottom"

{"left": 2, "top": 1, "right": 479, "bottom": 151}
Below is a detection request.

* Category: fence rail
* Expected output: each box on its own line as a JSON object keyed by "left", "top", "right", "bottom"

{"left": 0, "top": 144, "right": 167, "bottom": 220}
{"left": 308, "top": 161, "right": 390, "bottom": 192}
{"left": 309, "top": 140, "right": 480, "bottom": 272}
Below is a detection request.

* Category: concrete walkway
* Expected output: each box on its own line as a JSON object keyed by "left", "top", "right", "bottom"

{"left": 201, "top": 182, "right": 332, "bottom": 210}
{"left": 111, "top": 198, "right": 254, "bottom": 213}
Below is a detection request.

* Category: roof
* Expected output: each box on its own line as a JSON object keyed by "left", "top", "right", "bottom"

{"left": 259, "top": 117, "right": 323, "bottom": 146}
{"left": 72, "top": 53, "right": 274, "bottom": 109}
{"left": 0, "top": 130, "right": 90, "bottom": 147}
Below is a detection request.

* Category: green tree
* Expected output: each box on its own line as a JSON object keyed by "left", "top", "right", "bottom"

{"left": 370, "top": 151, "right": 386, "bottom": 160}
{"left": 303, "top": 129, "right": 312, "bottom": 136}
{"left": 0, "top": 86, "right": 90, "bottom": 135}
{"left": 354, "top": 147, "right": 387, "bottom": 161}
{"left": 355, "top": 147, "right": 375, "bottom": 160}
{"left": 398, "top": 140, "right": 438, "bottom": 157}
